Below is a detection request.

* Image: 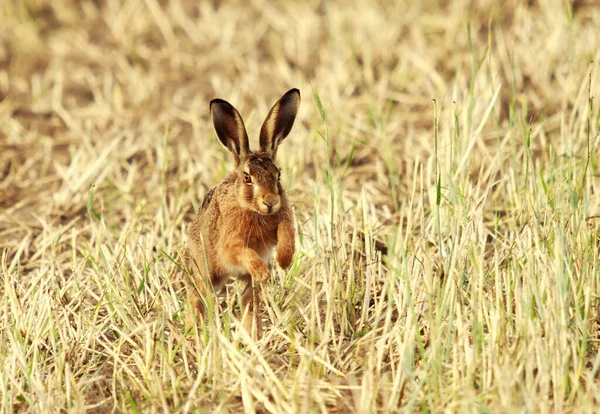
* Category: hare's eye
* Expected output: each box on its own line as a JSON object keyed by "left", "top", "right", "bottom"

{"left": 244, "top": 172, "right": 252, "bottom": 184}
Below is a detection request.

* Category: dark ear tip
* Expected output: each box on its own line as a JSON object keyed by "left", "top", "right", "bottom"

{"left": 286, "top": 88, "right": 301, "bottom": 100}
{"left": 210, "top": 98, "right": 227, "bottom": 107}
{"left": 210, "top": 99, "right": 234, "bottom": 116}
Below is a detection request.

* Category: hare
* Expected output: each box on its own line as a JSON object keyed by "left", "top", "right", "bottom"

{"left": 186, "top": 89, "right": 300, "bottom": 338}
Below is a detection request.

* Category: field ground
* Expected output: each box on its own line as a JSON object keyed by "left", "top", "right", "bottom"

{"left": 1, "top": 0, "right": 600, "bottom": 412}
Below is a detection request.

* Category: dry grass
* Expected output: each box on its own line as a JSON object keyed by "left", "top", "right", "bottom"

{"left": 1, "top": 0, "right": 600, "bottom": 412}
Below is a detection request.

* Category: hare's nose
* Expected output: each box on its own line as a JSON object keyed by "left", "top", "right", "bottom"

{"left": 263, "top": 194, "right": 278, "bottom": 205}
{"left": 263, "top": 201, "right": 274, "bottom": 211}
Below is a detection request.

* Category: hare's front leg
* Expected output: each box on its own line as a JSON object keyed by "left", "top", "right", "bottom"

{"left": 241, "top": 277, "right": 263, "bottom": 339}
{"left": 276, "top": 218, "right": 295, "bottom": 269}
{"left": 220, "top": 240, "right": 271, "bottom": 282}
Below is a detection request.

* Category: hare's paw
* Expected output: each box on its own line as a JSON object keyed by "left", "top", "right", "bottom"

{"left": 277, "top": 245, "right": 294, "bottom": 270}
{"left": 249, "top": 259, "right": 270, "bottom": 282}
{"left": 276, "top": 219, "right": 295, "bottom": 270}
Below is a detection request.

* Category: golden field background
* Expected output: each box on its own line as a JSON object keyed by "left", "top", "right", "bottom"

{"left": 1, "top": 0, "right": 600, "bottom": 412}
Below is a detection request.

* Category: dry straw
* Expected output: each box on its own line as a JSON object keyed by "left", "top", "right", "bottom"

{"left": 1, "top": 0, "right": 599, "bottom": 412}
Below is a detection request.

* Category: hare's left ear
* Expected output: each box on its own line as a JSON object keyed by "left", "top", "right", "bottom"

{"left": 259, "top": 88, "right": 300, "bottom": 158}
{"left": 210, "top": 98, "right": 250, "bottom": 166}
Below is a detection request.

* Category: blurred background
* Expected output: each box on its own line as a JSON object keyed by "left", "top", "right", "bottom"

{"left": 2, "top": 0, "right": 597, "bottom": 238}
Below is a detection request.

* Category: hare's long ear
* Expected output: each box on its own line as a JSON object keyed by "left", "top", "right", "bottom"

{"left": 210, "top": 99, "right": 250, "bottom": 166}
{"left": 259, "top": 88, "right": 300, "bottom": 158}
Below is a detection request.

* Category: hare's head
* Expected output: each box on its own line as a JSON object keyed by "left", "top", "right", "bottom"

{"left": 210, "top": 89, "right": 300, "bottom": 215}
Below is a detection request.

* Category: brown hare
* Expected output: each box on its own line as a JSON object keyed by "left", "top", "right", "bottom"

{"left": 186, "top": 89, "right": 300, "bottom": 338}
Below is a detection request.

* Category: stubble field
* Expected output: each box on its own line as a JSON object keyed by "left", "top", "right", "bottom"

{"left": 1, "top": 0, "right": 600, "bottom": 412}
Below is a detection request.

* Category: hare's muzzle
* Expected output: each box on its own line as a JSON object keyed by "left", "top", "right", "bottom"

{"left": 260, "top": 193, "right": 280, "bottom": 215}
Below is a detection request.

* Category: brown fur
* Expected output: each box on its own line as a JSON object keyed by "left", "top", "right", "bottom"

{"left": 186, "top": 89, "right": 300, "bottom": 339}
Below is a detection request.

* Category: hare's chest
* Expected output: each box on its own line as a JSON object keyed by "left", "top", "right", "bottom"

{"left": 247, "top": 225, "right": 277, "bottom": 259}
{"left": 247, "top": 225, "right": 278, "bottom": 250}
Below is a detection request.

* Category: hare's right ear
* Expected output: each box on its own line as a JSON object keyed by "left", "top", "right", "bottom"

{"left": 210, "top": 99, "right": 250, "bottom": 166}
{"left": 259, "top": 88, "right": 300, "bottom": 158}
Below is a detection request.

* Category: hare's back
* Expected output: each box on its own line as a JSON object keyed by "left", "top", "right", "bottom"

{"left": 191, "top": 175, "right": 237, "bottom": 242}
